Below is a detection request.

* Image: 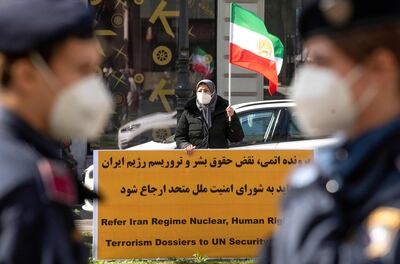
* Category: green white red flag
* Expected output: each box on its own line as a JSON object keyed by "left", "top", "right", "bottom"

{"left": 230, "top": 3, "right": 284, "bottom": 96}
{"left": 191, "top": 47, "right": 214, "bottom": 78}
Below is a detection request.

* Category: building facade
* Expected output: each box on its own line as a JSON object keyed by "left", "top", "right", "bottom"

{"left": 75, "top": 0, "right": 306, "bottom": 172}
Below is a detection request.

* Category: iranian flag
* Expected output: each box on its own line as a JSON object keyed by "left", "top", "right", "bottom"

{"left": 230, "top": 3, "right": 284, "bottom": 96}
{"left": 191, "top": 47, "right": 214, "bottom": 78}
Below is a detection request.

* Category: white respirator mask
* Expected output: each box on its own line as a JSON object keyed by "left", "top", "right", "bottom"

{"left": 197, "top": 92, "right": 212, "bottom": 105}
{"left": 31, "top": 53, "right": 114, "bottom": 140}
{"left": 290, "top": 65, "right": 377, "bottom": 137}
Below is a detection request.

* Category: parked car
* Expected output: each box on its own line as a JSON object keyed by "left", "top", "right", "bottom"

{"left": 118, "top": 111, "right": 177, "bottom": 149}
{"left": 81, "top": 164, "right": 94, "bottom": 212}
{"left": 81, "top": 100, "right": 340, "bottom": 211}
{"left": 127, "top": 100, "right": 339, "bottom": 150}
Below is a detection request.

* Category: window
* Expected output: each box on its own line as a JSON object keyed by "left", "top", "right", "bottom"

{"left": 286, "top": 110, "right": 305, "bottom": 141}
{"left": 88, "top": 0, "right": 216, "bottom": 150}
{"left": 237, "top": 110, "right": 277, "bottom": 145}
{"left": 264, "top": 0, "right": 305, "bottom": 100}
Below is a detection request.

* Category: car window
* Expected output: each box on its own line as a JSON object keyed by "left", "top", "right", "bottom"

{"left": 237, "top": 110, "right": 276, "bottom": 145}
{"left": 287, "top": 111, "right": 305, "bottom": 141}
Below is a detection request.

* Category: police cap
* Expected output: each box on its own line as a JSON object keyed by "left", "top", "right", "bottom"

{"left": 299, "top": 0, "right": 400, "bottom": 40}
{"left": 0, "top": 0, "right": 94, "bottom": 55}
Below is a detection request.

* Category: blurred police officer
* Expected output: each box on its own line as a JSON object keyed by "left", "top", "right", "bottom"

{"left": 259, "top": 0, "right": 400, "bottom": 263}
{"left": 0, "top": 0, "right": 113, "bottom": 263}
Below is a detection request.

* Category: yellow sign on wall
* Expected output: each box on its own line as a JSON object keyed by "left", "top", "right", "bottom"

{"left": 93, "top": 150, "right": 313, "bottom": 260}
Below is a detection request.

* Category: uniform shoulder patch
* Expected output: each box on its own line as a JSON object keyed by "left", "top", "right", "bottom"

{"left": 365, "top": 207, "right": 400, "bottom": 259}
{"left": 37, "top": 159, "right": 77, "bottom": 206}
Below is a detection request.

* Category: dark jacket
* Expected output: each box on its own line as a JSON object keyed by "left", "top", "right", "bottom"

{"left": 0, "top": 108, "right": 89, "bottom": 264}
{"left": 175, "top": 96, "right": 244, "bottom": 149}
{"left": 259, "top": 117, "right": 400, "bottom": 264}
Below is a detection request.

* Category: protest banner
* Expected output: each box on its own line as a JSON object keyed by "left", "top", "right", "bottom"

{"left": 93, "top": 149, "right": 313, "bottom": 259}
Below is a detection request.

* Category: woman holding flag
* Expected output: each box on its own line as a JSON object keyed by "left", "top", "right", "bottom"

{"left": 175, "top": 79, "right": 244, "bottom": 155}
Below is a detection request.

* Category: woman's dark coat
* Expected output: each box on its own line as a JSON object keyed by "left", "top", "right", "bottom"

{"left": 175, "top": 96, "right": 244, "bottom": 149}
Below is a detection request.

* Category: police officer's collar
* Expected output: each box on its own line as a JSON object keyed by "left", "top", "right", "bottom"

{"left": 325, "top": 116, "right": 400, "bottom": 225}
{"left": 337, "top": 116, "right": 400, "bottom": 177}
{"left": 0, "top": 107, "right": 61, "bottom": 159}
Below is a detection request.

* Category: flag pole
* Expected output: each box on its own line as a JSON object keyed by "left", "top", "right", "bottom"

{"left": 228, "top": 3, "right": 232, "bottom": 122}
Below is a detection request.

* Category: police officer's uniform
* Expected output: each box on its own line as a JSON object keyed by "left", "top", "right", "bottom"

{"left": 0, "top": 1, "right": 96, "bottom": 263}
{"left": 258, "top": 0, "right": 400, "bottom": 263}
{"left": 262, "top": 119, "right": 400, "bottom": 263}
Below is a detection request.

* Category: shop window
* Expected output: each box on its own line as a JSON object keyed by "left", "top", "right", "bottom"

{"left": 88, "top": 0, "right": 217, "bottom": 151}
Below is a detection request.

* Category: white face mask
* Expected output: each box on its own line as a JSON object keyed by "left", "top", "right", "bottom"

{"left": 49, "top": 75, "right": 114, "bottom": 140}
{"left": 197, "top": 92, "right": 212, "bottom": 105}
{"left": 290, "top": 65, "right": 377, "bottom": 137}
{"left": 31, "top": 53, "right": 114, "bottom": 140}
